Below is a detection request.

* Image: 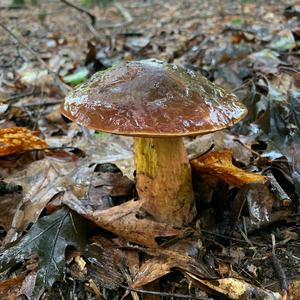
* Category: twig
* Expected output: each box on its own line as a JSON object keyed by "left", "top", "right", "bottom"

{"left": 5, "top": 89, "right": 35, "bottom": 101}
{"left": 265, "top": 170, "right": 291, "bottom": 207}
{"left": 60, "top": 0, "right": 96, "bottom": 26}
{"left": 120, "top": 284, "right": 212, "bottom": 300}
{"left": 114, "top": 2, "right": 133, "bottom": 23}
{"left": 238, "top": 227, "right": 254, "bottom": 248}
{"left": 201, "top": 229, "right": 267, "bottom": 247}
{"left": 17, "top": 99, "right": 62, "bottom": 108}
{"left": 0, "top": 22, "right": 70, "bottom": 95}
{"left": 98, "top": 2, "right": 133, "bottom": 29}
{"left": 271, "top": 234, "right": 288, "bottom": 300}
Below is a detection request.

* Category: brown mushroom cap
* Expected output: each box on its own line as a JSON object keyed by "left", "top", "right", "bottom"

{"left": 61, "top": 59, "right": 247, "bottom": 137}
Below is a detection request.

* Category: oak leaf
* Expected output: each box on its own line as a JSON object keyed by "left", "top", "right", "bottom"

{"left": 0, "top": 127, "right": 48, "bottom": 157}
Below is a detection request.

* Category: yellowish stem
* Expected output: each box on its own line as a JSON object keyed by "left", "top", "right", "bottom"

{"left": 134, "top": 137, "right": 196, "bottom": 226}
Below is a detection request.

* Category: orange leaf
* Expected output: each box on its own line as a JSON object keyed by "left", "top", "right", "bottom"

{"left": 0, "top": 127, "right": 48, "bottom": 157}
{"left": 191, "top": 150, "right": 265, "bottom": 187}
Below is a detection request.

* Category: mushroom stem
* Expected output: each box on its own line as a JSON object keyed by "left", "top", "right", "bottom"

{"left": 134, "top": 137, "right": 196, "bottom": 226}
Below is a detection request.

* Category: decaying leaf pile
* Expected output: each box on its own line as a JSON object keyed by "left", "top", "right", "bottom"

{"left": 0, "top": 0, "right": 299, "bottom": 299}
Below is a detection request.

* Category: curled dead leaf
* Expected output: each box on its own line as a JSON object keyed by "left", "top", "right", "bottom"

{"left": 132, "top": 246, "right": 216, "bottom": 288}
{"left": 0, "top": 127, "right": 48, "bottom": 157}
{"left": 191, "top": 150, "right": 265, "bottom": 187}
{"left": 0, "top": 274, "right": 25, "bottom": 299}
{"left": 187, "top": 273, "right": 281, "bottom": 300}
{"left": 83, "top": 200, "right": 190, "bottom": 248}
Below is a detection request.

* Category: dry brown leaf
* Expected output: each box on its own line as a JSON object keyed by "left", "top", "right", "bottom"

{"left": 0, "top": 192, "right": 22, "bottom": 232}
{"left": 0, "top": 274, "right": 25, "bottom": 300}
{"left": 83, "top": 242, "right": 125, "bottom": 289}
{"left": 187, "top": 273, "right": 281, "bottom": 300}
{"left": 83, "top": 200, "right": 189, "bottom": 248}
{"left": 0, "top": 127, "right": 48, "bottom": 157}
{"left": 3, "top": 154, "right": 84, "bottom": 243}
{"left": 132, "top": 246, "right": 216, "bottom": 288}
{"left": 191, "top": 150, "right": 266, "bottom": 187}
{"left": 132, "top": 256, "right": 171, "bottom": 288}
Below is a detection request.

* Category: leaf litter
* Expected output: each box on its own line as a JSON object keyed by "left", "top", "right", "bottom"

{"left": 0, "top": 0, "right": 300, "bottom": 299}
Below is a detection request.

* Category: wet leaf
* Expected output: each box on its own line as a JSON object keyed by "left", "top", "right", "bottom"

{"left": 4, "top": 156, "right": 81, "bottom": 243}
{"left": 19, "top": 272, "right": 37, "bottom": 300}
{"left": 0, "top": 103, "right": 9, "bottom": 114}
{"left": 269, "top": 30, "right": 296, "bottom": 51}
{"left": 18, "top": 66, "right": 50, "bottom": 86}
{"left": 188, "top": 274, "right": 281, "bottom": 300}
{"left": 0, "top": 127, "right": 48, "bottom": 157}
{"left": 64, "top": 198, "right": 189, "bottom": 248}
{"left": 191, "top": 150, "right": 266, "bottom": 187}
{"left": 4, "top": 157, "right": 134, "bottom": 244}
{"left": 84, "top": 242, "right": 124, "bottom": 289}
{"left": 249, "top": 49, "right": 282, "bottom": 74}
{"left": 132, "top": 245, "right": 217, "bottom": 288}
{"left": 0, "top": 274, "right": 25, "bottom": 300}
{"left": 0, "top": 192, "right": 22, "bottom": 232}
{"left": 231, "top": 183, "right": 273, "bottom": 229}
{"left": 0, "top": 208, "right": 87, "bottom": 295}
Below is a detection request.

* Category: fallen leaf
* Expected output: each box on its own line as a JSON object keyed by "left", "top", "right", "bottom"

{"left": 63, "top": 67, "right": 89, "bottom": 85}
{"left": 0, "top": 192, "right": 22, "bottom": 232}
{"left": 268, "top": 29, "right": 296, "bottom": 51}
{"left": 18, "top": 66, "right": 50, "bottom": 86}
{"left": 187, "top": 273, "right": 281, "bottom": 300}
{"left": 4, "top": 157, "right": 80, "bottom": 243}
{"left": 0, "top": 127, "right": 48, "bottom": 157}
{"left": 0, "top": 274, "right": 25, "bottom": 300}
{"left": 64, "top": 198, "right": 189, "bottom": 248}
{"left": 231, "top": 182, "right": 274, "bottom": 230}
{"left": 132, "top": 245, "right": 217, "bottom": 288}
{"left": 84, "top": 242, "right": 125, "bottom": 289}
{"left": 19, "top": 272, "right": 38, "bottom": 300}
{"left": 4, "top": 157, "right": 134, "bottom": 244}
{"left": 191, "top": 150, "right": 266, "bottom": 187}
{"left": 249, "top": 49, "right": 282, "bottom": 74}
{"left": 0, "top": 208, "right": 88, "bottom": 296}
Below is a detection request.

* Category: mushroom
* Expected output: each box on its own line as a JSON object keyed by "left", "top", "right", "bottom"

{"left": 61, "top": 59, "right": 247, "bottom": 227}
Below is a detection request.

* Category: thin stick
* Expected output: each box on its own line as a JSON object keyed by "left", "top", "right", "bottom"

{"left": 201, "top": 230, "right": 267, "bottom": 247}
{"left": 120, "top": 284, "right": 212, "bottom": 300}
{"left": 271, "top": 234, "right": 288, "bottom": 300}
{"left": 98, "top": 2, "right": 133, "bottom": 29}
{"left": 0, "top": 22, "right": 70, "bottom": 95}
{"left": 114, "top": 2, "right": 133, "bottom": 23}
{"left": 60, "top": 0, "right": 96, "bottom": 26}
{"left": 264, "top": 170, "right": 291, "bottom": 207}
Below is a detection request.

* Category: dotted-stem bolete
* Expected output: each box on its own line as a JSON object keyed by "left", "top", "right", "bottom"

{"left": 61, "top": 59, "right": 247, "bottom": 227}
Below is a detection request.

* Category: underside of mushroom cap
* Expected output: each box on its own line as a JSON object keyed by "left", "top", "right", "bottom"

{"left": 61, "top": 59, "right": 247, "bottom": 137}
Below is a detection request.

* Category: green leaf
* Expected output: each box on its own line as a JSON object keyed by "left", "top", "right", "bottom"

{"left": 231, "top": 18, "right": 242, "bottom": 26}
{"left": 269, "top": 30, "right": 296, "bottom": 51}
{"left": 81, "top": 0, "right": 115, "bottom": 8}
{"left": 0, "top": 208, "right": 88, "bottom": 294}
{"left": 63, "top": 68, "right": 89, "bottom": 85}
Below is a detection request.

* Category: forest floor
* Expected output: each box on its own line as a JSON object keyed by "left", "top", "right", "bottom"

{"left": 0, "top": 0, "right": 300, "bottom": 299}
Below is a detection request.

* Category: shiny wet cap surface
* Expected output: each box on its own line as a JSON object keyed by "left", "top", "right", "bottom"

{"left": 61, "top": 59, "right": 247, "bottom": 137}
